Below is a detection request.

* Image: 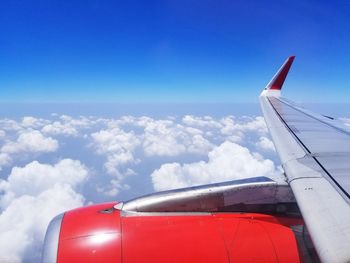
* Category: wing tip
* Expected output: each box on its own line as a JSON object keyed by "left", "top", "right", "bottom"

{"left": 266, "top": 56, "right": 296, "bottom": 91}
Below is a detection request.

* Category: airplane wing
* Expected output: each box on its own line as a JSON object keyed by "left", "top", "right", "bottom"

{"left": 260, "top": 56, "right": 350, "bottom": 263}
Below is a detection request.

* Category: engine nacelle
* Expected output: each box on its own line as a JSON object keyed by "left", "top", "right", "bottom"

{"left": 42, "top": 202, "right": 303, "bottom": 263}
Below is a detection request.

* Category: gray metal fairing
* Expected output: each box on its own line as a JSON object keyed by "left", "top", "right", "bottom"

{"left": 118, "top": 177, "right": 298, "bottom": 215}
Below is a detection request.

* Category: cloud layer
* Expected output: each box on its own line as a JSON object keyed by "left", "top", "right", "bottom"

{"left": 0, "top": 113, "right": 286, "bottom": 262}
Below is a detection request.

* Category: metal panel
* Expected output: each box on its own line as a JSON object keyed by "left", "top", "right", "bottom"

{"left": 268, "top": 97, "right": 350, "bottom": 198}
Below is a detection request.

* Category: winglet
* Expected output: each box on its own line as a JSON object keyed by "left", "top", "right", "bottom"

{"left": 261, "top": 56, "right": 295, "bottom": 97}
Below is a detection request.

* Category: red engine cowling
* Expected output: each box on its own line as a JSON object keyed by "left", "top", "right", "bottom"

{"left": 43, "top": 202, "right": 303, "bottom": 263}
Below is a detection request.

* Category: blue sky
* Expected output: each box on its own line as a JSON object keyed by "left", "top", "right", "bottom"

{"left": 1, "top": 0, "right": 350, "bottom": 103}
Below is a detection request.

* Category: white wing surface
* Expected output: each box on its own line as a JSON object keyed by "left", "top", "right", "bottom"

{"left": 260, "top": 57, "right": 350, "bottom": 263}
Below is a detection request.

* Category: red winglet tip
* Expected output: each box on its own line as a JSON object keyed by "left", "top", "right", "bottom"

{"left": 267, "top": 56, "right": 295, "bottom": 90}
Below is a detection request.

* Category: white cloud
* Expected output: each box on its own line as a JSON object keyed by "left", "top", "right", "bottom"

{"left": 0, "top": 119, "right": 23, "bottom": 132}
{"left": 0, "top": 159, "right": 88, "bottom": 203}
{"left": 220, "top": 116, "right": 268, "bottom": 135}
{"left": 42, "top": 115, "right": 94, "bottom": 137}
{"left": 103, "top": 116, "right": 214, "bottom": 157}
{"left": 42, "top": 121, "right": 79, "bottom": 136}
{"left": 141, "top": 119, "right": 184, "bottom": 156}
{"left": 0, "top": 130, "right": 58, "bottom": 170}
{"left": 181, "top": 116, "right": 268, "bottom": 145}
{"left": 186, "top": 134, "right": 213, "bottom": 154}
{"left": 0, "top": 185, "right": 84, "bottom": 263}
{"left": 21, "top": 116, "right": 49, "bottom": 128}
{"left": 0, "top": 159, "right": 88, "bottom": 263}
{"left": 340, "top": 117, "right": 350, "bottom": 127}
{"left": 0, "top": 153, "right": 11, "bottom": 168}
{"left": 97, "top": 177, "right": 131, "bottom": 197}
{"left": 182, "top": 115, "right": 222, "bottom": 128}
{"left": 88, "top": 115, "right": 272, "bottom": 196}
{"left": 21, "top": 116, "right": 38, "bottom": 127}
{"left": 151, "top": 141, "right": 279, "bottom": 191}
{"left": 40, "top": 115, "right": 98, "bottom": 137}
{"left": 256, "top": 136, "right": 276, "bottom": 151}
{"left": 2, "top": 130, "right": 58, "bottom": 155}
{"left": 91, "top": 127, "right": 140, "bottom": 172}
{"left": 89, "top": 117, "right": 217, "bottom": 196}
{"left": 142, "top": 118, "right": 213, "bottom": 157}
{"left": 0, "top": 115, "right": 99, "bottom": 138}
{"left": 90, "top": 128, "right": 141, "bottom": 195}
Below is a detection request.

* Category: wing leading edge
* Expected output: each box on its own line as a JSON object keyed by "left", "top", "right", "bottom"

{"left": 260, "top": 57, "right": 350, "bottom": 263}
